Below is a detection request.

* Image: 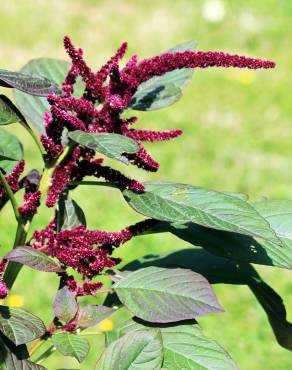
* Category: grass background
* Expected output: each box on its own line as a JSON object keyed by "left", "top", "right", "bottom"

{"left": 0, "top": 0, "right": 292, "bottom": 368}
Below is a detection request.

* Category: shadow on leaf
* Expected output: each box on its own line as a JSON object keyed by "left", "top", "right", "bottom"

{"left": 124, "top": 247, "right": 292, "bottom": 351}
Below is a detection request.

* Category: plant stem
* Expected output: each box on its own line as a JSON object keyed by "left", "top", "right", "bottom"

{"left": 33, "top": 345, "right": 55, "bottom": 364}
{"left": 79, "top": 332, "right": 104, "bottom": 336}
{"left": 39, "top": 143, "right": 75, "bottom": 196}
{"left": 3, "top": 218, "right": 30, "bottom": 289}
{"left": 3, "top": 143, "right": 76, "bottom": 290}
{"left": 22, "top": 123, "right": 45, "bottom": 157}
{"left": 0, "top": 171, "right": 20, "bottom": 222}
{"left": 29, "top": 337, "right": 47, "bottom": 356}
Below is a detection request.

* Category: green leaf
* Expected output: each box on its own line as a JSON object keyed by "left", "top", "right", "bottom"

{"left": 253, "top": 199, "right": 292, "bottom": 267}
{"left": 53, "top": 286, "right": 78, "bottom": 323}
{"left": 0, "top": 306, "right": 46, "bottom": 345}
{"left": 113, "top": 266, "right": 223, "bottom": 323}
{"left": 68, "top": 131, "right": 139, "bottom": 164}
{"left": 107, "top": 319, "right": 238, "bottom": 370}
{"left": 129, "top": 41, "right": 196, "bottom": 111}
{"left": 76, "top": 305, "right": 115, "bottom": 329}
{"left": 0, "top": 95, "right": 26, "bottom": 125}
{"left": 154, "top": 200, "right": 292, "bottom": 270}
{"left": 0, "top": 335, "right": 47, "bottom": 369}
{"left": 123, "top": 181, "right": 281, "bottom": 245}
{"left": 0, "top": 69, "right": 60, "bottom": 96}
{"left": 162, "top": 323, "right": 238, "bottom": 369}
{"left": 57, "top": 192, "right": 86, "bottom": 232}
{"left": 52, "top": 333, "right": 89, "bottom": 363}
{"left": 155, "top": 222, "right": 276, "bottom": 266}
{"left": 14, "top": 58, "right": 84, "bottom": 133}
{"left": 5, "top": 246, "right": 64, "bottom": 273}
{"left": 162, "top": 205, "right": 292, "bottom": 270}
{"left": 97, "top": 329, "right": 163, "bottom": 370}
{"left": 125, "top": 248, "right": 292, "bottom": 351}
{"left": 0, "top": 128, "right": 23, "bottom": 173}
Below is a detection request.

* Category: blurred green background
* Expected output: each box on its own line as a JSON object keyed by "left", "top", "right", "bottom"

{"left": 0, "top": 0, "right": 292, "bottom": 368}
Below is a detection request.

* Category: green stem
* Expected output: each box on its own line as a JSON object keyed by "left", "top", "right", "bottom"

{"left": 0, "top": 171, "right": 20, "bottom": 222}
{"left": 3, "top": 143, "right": 76, "bottom": 290}
{"left": 3, "top": 219, "right": 30, "bottom": 289}
{"left": 23, "top": 123, "right": 45, "bottom": 157}
{"left": 33, "top": 344, "right": 55, "bottom": 364}
{"left": 79, "top": 332, "right": 104, "bottom": 336}
{"left": 28, "top": 336, "right": 47, "bottom": 356}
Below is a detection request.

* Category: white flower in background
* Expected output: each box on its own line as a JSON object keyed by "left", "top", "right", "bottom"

{"left": 202, "top": 0, "right": 226, "bottom": 23}
{"left": 239, "top": 12, "right": 260, "bottom": 32}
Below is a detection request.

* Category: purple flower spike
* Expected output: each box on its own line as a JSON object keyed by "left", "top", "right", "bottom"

{"left": 122, "top": 51, "right": 276, "bottom": 91}
{"left": 46, "top": 148, "right": 81, "bottom": 207}
{"left": 19, "top": 190, "right": 41, "bottom": 218}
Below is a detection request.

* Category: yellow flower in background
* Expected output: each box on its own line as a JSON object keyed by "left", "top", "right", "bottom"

{"left": 98, "top": 318, "right": 114, "bottom": 332}
{"left": 237, "top": 71, "right": 255, "bottom": 86}
{"left": 7, "top": 294, "right": 24, "bottom": 307}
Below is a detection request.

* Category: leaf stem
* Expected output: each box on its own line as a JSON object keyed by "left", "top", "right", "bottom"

{"left": 29, "top": 336, "right": 47, "bottom": 356}
{"left": 0, "top": 170, "right": 20, "bottom": 221}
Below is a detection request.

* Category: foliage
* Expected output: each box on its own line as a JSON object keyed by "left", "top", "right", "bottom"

{"left": 0, "top": 35, "right": 287, "bottom": 369}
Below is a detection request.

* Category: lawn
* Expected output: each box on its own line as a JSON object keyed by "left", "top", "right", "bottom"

{"left": 0, "top": 0, "right": 291, "bottom": 369}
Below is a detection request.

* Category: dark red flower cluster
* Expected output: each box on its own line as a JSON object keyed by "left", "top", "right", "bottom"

{"left": 32, "top": 218, "right": 119, "bottom": 279}
{"left": 31, "top": 216, "right": 156, "bottom": 281}
{"left": 46, "top": 147, "right": 81, "bottom": 207}
{"left": 0, "top": 161, "right": 25, "bottom": 201}
{"left": 65, "top": 275, "right": 102, "bottom": 297}
{"left": 122, "top": 50, "right": 275, "bottom": 91}
{"left": 42, "top": 36, "right": 276, "bottom": 205}
{"left": 18, "top": 190, "right": 41, "bottom": 219}
{"left": 30, "top": 37, "right": 275, "bottom": 295}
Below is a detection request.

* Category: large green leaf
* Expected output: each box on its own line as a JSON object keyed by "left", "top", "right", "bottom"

{"left": 125, "top": 248, "right": 292, "bottom": 351}
{"left": 68, "top": 131, "right": 139, "bottom": 164}
{"left": 123, "top": 181, "right": 281, "bottom": 245}
{"left": 0, "top": 128, "right": 23, "bottom": 173}
{"left": 0, "top": 95, "right": 26, "bottom": 125}
{"left": 57, "top": 192, "right": 86, "bottom": 231}
{"left": 113, "top": 266, "right": 223, "bottom": 323}
{"left": 0, "top": 335, "right": 47, "bottom": 370}
{"left": 97, "top": 329, "right": 163, "bottom": 370}
{"left": 106, "top": 319, "right": 238, "bottom": 370}
{"left": 161, "top": 323, "right": 238, "bottom": 369}
{"left": 53, "top": 286, "right": 78, "bottom": 323}
{"left": 158, "top": 200, "right": 292, "bottom": 269}
{"left": 14, "top": 58, "right": 84, "bottom": 133}
{"left": 129, "top": 41, "right": 196, "bottom": 111}
{"left": 52, "top": 333, "right": 89, "bottom": 363}
{"left": 156, "top": 222, "right": 279, "bottom": 267}
{"left": 0, "top": 306, "right": 46, "bottom": 345}
{"left": 5, "top": 246, "right": 64, "bottom": 273}
{"left": 0, "top": 69, "right": 60, "bottom": 96}
{"left": 76, "top": 305, "right": 115, "bottom": 329}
